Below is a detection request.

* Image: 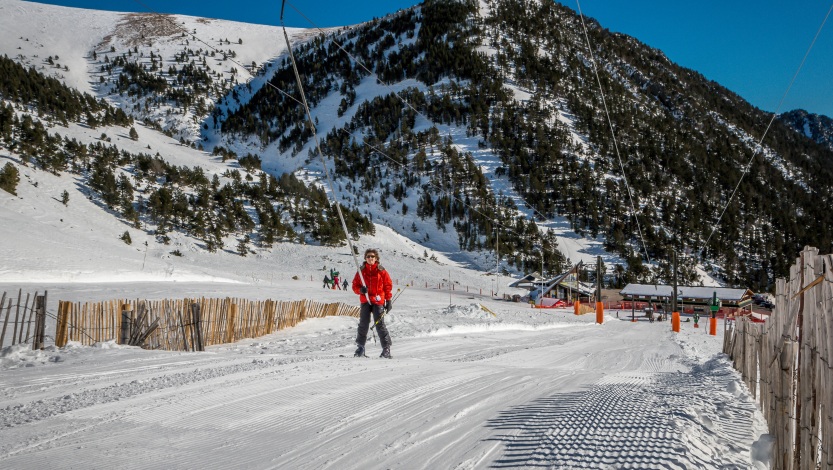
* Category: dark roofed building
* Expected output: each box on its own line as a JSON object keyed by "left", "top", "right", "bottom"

{"left": 619, "top": 283, "right": 753, "bottom": 314}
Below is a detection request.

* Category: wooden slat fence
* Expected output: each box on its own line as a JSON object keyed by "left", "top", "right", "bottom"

{"left": 723, "top": 246, "right": 833, "bottom": 470}
{"left": 0, "top": 289, "right": 47, "bottom": 350}
{"left": 55, "top": 298, "right": 359, "bottom": 352}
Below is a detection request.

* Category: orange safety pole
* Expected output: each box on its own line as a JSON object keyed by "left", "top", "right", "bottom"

{"left": 709, "top": 317, "right": 717, "bottom": 336}
{"left": 671, "top": 311, "right": 680, "bottom": 333}
{"left": 595, "top": 301, "right": 603, "bottom": 324}
{"left": 574, "top": 300, "right": 580, "bottom": 315}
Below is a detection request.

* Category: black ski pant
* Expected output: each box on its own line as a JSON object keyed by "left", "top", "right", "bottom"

{"left": 356, "top": 303, "right": 391, "bottom": 348}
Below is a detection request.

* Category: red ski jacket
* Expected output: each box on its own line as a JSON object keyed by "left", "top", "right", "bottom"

{"left": 352, "top": 262, "right": 392, "bottom": 305}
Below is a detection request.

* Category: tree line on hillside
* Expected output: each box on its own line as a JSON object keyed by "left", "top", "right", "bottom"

{"left": 481, "top": 0, "right": 833, "bottom": 288}
{"left": 0, "top": 60, "right": 373, "bottom": 252}
{"left": 221, "top": 0, "right": 833, "bottom": 289}
{"left": 0, "top": 55, "right": 131, "bottom": 128}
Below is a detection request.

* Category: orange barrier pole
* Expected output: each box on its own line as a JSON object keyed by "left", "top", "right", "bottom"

{"left": 709, "top": 317, "right": 717, "bottom": 336}
{"left": 595, "top": 301, "right": 603, "bottom": 324}
{"left": 574, "top": 300, "right": 580, "bottom": 315}
{"left": 672, "top": 311, "right": 680, "bottom": 333}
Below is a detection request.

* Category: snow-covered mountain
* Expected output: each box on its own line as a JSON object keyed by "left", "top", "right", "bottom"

{"left": 3, "top": 0, "right": 832, "bottom": 291}
{"left": 779, "top": 109, "right": 833, "bottom": 151}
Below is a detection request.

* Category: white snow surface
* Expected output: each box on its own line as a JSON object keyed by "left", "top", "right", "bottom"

{"left": 0, "top": 285, "right": 771, "bottom": 469}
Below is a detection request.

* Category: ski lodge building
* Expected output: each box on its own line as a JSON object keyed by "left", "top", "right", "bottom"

{"left": 619, "top": 284, "right": 754, "bottom": 315}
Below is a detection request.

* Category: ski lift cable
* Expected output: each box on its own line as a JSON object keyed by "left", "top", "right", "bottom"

{"left": 280, "top": 1, "right": 368, "bottom": 289}
{"left": 125, "top": 0, "right": 572, "bottom": 272}
{"left": 282, "top": 0, "right": 578, "bottom": 265}
{"left": 282, "top": 0, "right": 433, "bottom": 128}
{"left": 698, "top": 2, "right": 833, "bottom": 260}
{"left": 575, "top": 0, "right": 651, "bottom": 267}
{"left": 129, "top": 0, "right": 305, "bottom": 108}
{"left": 125, "top": 0, "right": 537, "bottom": 262}
{"left": 128, "top": 0, "right": 368, "bottom": 287}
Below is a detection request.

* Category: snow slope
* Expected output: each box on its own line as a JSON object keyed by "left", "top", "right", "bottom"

{"left": 0, "top": 291, "right": 770, "bottom": 469}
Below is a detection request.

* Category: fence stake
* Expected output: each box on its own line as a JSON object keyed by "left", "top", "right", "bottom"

{"left": 120, "top": 304, "right": 133, "bottom": 345}
{"left": 26, "top": 292, "right": 37, "bottom": 344}
{"left": 226, "top": 303, "right": 237, "bottom": 344}
{"left": 11, "top": 289, "right": 21, "bottom": 346}
{"left": 191, "top": 302, "right": 203, "bottom": 352}
{"left": 0, "top": 292, "right": 8, "bottom": 348}
{"left": 178, "top": 308, "right": 190, "bottom": 352}
{"left": 18, "top": 292, "right": 30, "bottom": 344}
{"left": 33, "top": 295, "right": 46, "bottom": 350}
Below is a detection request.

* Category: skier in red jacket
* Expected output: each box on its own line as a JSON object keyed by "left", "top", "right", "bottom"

{"left": 352, "top": 248, "right": 393, "bottom": 358}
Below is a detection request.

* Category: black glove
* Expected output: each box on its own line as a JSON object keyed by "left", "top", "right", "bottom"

{"left": 360, "top": 286, "right": 368, "bottom": 294}
{"left": 385, "top": 300, "right": 392, "bottom": 312}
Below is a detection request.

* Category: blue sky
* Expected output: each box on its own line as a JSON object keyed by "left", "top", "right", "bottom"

{"left": 28, "top": 0, "right": 833, "bottom": 118}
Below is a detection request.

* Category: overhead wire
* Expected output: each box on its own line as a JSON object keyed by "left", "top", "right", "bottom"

{"left": 574, "top": 0, "right": 651, "bottom": 267}
{"left": 698, "top": 2, "right": 833, "bottom": 260}
{"left": 281, "top": 0, "right": 589, "bottom": 267}
{"left": 129, "top": 0, "right": 306, "bottom": 109}
{"left": 125, "top": 0, "right": 597, "bottom": 274}
{"left": 279, "top": 0, "right": 368, "bottom": 289}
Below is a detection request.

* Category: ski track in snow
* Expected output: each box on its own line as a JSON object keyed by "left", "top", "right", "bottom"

{"left": 0, "top": 306, "right": 767, "bottom": 469}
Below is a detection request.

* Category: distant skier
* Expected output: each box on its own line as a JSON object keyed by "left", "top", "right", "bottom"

{"left": 342, "top": 278, "right": 348, "bottom": 291}
{"left": 352, "top": 248, "right": 393, "bottom": 359}
{"left": 323, "top": 275, "right": 332, "bottom": 289}
{"left": 331, "top": 269, "right": 340, "bottom": 290}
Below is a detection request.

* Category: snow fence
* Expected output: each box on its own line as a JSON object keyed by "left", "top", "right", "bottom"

{"left": 723, "top": 246, "right": 833, "bottom": 470}
{"left": 55, "top": 298, "right": 359, "bottom": 351}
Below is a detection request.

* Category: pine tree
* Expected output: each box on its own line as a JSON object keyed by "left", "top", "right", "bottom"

{"left": 0, "top": 163, "right": 19, "bottom": 195}
{"left": 237, "top": 235, "right": 250, "bottom": 256}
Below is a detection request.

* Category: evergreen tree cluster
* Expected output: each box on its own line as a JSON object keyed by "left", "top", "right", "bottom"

{"left": 0, "top": 62, "right": 372, "bottom": 251}
{"left": 444, "top": 0, "right": 833, "bottom": 288}
{"left": 0, "top": 54, "right": 131, "bottom": 128}
{"left": 94, "top": 40, "right": 245, "bottom": 142}
{"left": 218, "top": 0, "right": 833, "bottom": 288}
{"left": 317, "top": 85, "right": 568, "bottom": 274}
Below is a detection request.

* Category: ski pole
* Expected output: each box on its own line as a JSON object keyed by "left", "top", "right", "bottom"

{"left": 370, "top": 287, "right": 406, "bottom": 334}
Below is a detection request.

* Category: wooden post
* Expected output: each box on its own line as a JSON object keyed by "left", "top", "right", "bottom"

{"left": 777, "top": 340, "right": 798, "bottom": 470}
{"left": 191, "top": 302, "right": 203, "bottom": 352}
{"left": 0, "top": 292, "right": 8, "bottom": 348}
{"left": 32, "top": 295, "right": 46, "bottom": 350}
{"left": 178, "top": 307, "right": 190, "bottom": 352}
{"left": 120, "top": 304, "right": 133, "bottom": 345}
{"left": 11, "top": 289, "right": 21, "bottom": 346}
{"left": 19, "top": 292, "right": 30, "bottom": 344}
{"left": 822, "top": 255, "right": 833, "bottom": 470}
{"left": 226, "top": 303, "right": 237, "bottom": 344}
{"left": 26, "top": 292, "right": 38, "bottom": 343}
{"left": 55, "top": 301, "right": 69, "bottom": 348}
{"left": 574, "top": 300, "right": 580, "bottom": 316}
